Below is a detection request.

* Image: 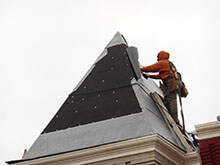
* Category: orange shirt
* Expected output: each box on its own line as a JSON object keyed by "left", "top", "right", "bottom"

{"left": 141, "top": 51, "right": 174, "bottom": 80}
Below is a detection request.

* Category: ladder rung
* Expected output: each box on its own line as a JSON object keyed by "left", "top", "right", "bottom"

{"left": 151, "top": 92, "right": 195, "bottom": 152}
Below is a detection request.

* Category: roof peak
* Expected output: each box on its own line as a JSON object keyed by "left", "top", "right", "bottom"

{"left": 106, "top": 32, "right": 128, "bottom": 48}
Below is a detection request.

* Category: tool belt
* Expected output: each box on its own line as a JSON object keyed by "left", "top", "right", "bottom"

{"left": 162, "top": 77, "right": 188, "bottom": 98}
{"left": 162, "top": 77, "right": 182, "bottom": 94}
{"left": 168, "top": 77, "right": 182, "bottom": 92}
{"left": 180, "top": 81, "right": 188, "bottom": 98}
{"left": 164, "top": 61, "right": 188, "bottom": 97}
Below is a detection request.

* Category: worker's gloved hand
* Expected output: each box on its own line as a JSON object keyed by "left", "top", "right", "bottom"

{"left": 143, "top": 73, "right": 149, "bottom": 79}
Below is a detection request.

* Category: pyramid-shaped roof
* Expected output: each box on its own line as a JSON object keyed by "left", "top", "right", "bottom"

{"left": 14, "top": 32, "right": 185, "bottom": 162}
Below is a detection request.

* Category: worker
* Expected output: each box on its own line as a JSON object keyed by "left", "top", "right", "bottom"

{"left": 141, "top": 51, "right": 182, "bottom": 124}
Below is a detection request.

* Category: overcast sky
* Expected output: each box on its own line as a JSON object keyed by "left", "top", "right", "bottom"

{"left": 1, "top": 0, "right": 220, "bottom": 164}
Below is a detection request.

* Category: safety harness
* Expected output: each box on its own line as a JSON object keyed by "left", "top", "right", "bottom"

{"left": 168, "top": 61, "right": 187, "bottom": 133}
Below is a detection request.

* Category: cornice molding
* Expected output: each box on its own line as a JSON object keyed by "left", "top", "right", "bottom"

{"left": 184, "top": 152, "right": 202, "bottom": 165}
{"left": 195, "top": 121, "right": 220, "bottom": 140}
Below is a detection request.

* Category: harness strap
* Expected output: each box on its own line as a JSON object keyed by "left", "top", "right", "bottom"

{"left": 169, "top": 61, "right": 185, "bottom": 133}
{"left": 169, "top": 61, "right": 179, "bottom": 79}
{"left": 177, "top": 86, "right": 185, "bottom": 133}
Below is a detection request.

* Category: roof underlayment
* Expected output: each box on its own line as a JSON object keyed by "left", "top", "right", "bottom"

{"left": 8, "top": 32, "right": 185, "bottom": 164}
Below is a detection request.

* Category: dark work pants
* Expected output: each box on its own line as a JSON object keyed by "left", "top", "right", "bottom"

{"left": 164, "top": 90, "right": 178, "bottom": 122}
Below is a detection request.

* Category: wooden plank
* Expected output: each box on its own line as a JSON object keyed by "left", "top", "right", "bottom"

{"left": 151, "top": 93, "right": 182, "bottom": 147}
{"left": 151, "top": 92, "right": 194, "bottom": 152}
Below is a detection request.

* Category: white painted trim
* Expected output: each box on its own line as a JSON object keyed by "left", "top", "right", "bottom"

{"left": 195, "top": 121, "right": 220, "bottom": 140}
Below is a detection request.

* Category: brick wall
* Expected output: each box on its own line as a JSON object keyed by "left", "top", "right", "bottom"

{"left": 199, "top": 136, "right": 220, "bottom": 165}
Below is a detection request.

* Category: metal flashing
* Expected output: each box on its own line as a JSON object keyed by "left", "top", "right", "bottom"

{"left": 126, "top": 47, "right": 142, "bottom": 80}
{"left": 130, "top": 77, "right": 163, "bottom": 98}
{"left": 131, "top": 83, "right": 179, "bottom": 145}
{"left": 106, "top": 32, "right": 127, "bottom": 48}
{"left": 138, "top": 76, "right": 164, "bottom": 97}
{"left": 23, "top": 113, "right": 147, "bottom": 160}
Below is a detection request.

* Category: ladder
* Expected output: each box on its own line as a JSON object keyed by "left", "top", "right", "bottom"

{"left": 151, "top": 92, "right": 196, "bottom": 153}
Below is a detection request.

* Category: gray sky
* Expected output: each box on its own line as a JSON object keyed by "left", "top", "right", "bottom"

{"left": 1, "top": 0, "right": 220, "bottom": 164}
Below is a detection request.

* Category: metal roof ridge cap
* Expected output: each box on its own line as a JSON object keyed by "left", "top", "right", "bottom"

{"left": 138, "top": 77, "right": 164, "bottom": 97}
{"left": 105, "top": 32, "right": 127, "bottom": 48}
{"left": 131, "top": 77, "right": 151, "bottom": 95}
